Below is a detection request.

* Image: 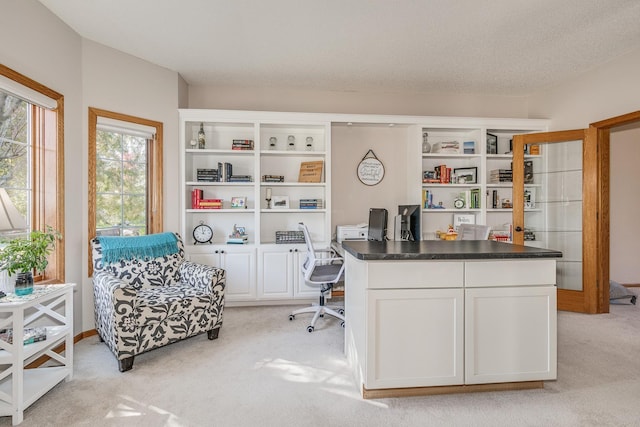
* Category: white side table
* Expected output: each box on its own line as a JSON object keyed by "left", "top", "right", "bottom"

{"left": 0, "top": 284, "right": 75, "bottom": 425}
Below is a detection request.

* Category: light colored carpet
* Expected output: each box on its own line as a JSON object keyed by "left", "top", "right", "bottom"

{"left": 3, "top": 301, "right": 639, "bottom": 427}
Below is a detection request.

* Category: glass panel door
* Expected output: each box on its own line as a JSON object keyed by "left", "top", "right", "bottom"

{"left": 513, "top": 129, "right": 598, "bottom": 313}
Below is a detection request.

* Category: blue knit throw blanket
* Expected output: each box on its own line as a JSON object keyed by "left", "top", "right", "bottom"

{"left": 99, "top": 232, "right": 179, "bottom": 264}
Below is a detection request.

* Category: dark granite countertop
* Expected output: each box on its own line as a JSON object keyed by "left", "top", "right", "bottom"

{"left": 341, "top": 240, "right": 563, "bottom": 261}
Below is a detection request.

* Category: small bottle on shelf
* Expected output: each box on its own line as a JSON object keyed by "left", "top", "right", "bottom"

{"left": 198, "top": 123, "right": 206, "bottom": 149}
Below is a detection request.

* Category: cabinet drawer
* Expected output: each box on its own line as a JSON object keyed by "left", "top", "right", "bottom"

{"left": 366, "top": 260, "right": 464, "bottom": 289}
{"left": 464, "top": 259, "right": 556, "bottom": 288}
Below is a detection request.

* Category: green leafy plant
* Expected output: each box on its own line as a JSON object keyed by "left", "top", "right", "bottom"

{"left": 0, "top": 226, "right": 61, "bottom": 275}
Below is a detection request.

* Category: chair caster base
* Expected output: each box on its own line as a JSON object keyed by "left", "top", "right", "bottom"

{"left": 307, "top": 325, "right": 314, "bottom": 333}
{"left": 289, "top": 315, "right": 295, "bottom": 321}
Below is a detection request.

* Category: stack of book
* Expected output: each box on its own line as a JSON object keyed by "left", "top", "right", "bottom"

{"left": 431, "top": 141, "right": 459, "bottom": 153}
{"left": 262, "top": 174, "right": 285, "bottom": 182}
{"left": 299, "top": 198, "right": 322, "bottom": 209}
{"left": 0, "top": 327, "right": 47, "bottom": 345}
{"left": 196, "top": 168, "right": 218, "bottom": 182}
{"left": 228, "top": 175, "right": 252, "bottom": 182}
{"left": 231, "top": 139, "right": 254, "bottom": 150}
{"left": 490, "top": 169, "right": 513, "bottom": 183}
{"left": 227, "top": 234, "right": 248, "bottom": 244}
{"left": 197, "top": 199, "right": 223, "bottom": 209}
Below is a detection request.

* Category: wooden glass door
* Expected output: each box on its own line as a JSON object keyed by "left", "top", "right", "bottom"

{"left": 512, "top": 128, "right": 599, "bottom": 313}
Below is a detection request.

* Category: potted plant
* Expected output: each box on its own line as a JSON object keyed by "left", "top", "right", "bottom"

{"left": 0, "top": 226, "right": 60, "bottom": 295}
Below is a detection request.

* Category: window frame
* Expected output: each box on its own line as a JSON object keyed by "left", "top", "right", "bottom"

{"left": 0, "top": 64, "right": 65, "bottom": 284}
{"left": 88, "top": 107, "right": 163, "bottom": 276}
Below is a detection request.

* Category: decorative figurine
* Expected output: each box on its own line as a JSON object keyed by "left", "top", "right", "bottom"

{"left": 269, "top": 136, "right": 277, "bottom": 150}
{"left": 305, "top": 136, "right": 314, "bottom": 151}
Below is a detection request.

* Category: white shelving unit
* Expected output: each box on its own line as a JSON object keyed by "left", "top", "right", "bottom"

{"left": 179, "top": 110, "right": 332, "bottom": 304}
{"left": 419, "top": 124, "right": 548, "bottom": 242}
{"left": 180, "top": 110, "right": 549, "bottom": 304}
{"left": 0, "top": 284, "right": 74, "bottom": 425}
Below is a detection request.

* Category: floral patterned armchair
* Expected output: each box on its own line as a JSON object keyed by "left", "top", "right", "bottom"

{"left": 91, "top": 232, "right": 225, "bottom": 372}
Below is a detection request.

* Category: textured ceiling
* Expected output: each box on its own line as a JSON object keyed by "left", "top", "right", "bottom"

{"left": 38, "top": 0, "right": 640, "bottom": 96}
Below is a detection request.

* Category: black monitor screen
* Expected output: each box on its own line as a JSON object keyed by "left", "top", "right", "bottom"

{"left": 368, "top": 208, "right": 388, "bottom": 241}
{"left": 398, "top": 204, "right": 421, "bottom": 241}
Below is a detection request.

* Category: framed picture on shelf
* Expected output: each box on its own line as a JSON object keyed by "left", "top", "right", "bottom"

{"left": 452, "top": 213, "right": 476, "bottom": 231}
{"left": 487, "top": 133, "right": 498, "bottom": 154}
{"left": 231, "top": 196, "right": 247, "bottom": 209}
{"left": 524, "top": 187, "right": 536, "bottom": 209}
{"left": 453, "top": 167, "right": 477, "bottom": 184}
{"left": 272, "top": 195, "right": 290, "bottom": 209}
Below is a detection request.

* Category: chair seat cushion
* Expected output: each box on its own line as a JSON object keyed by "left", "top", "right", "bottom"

{"left": 310, "top": 264, "right": 344, "bottom": 283}
{"left": 136, "top": 284, "right": 213, "bottom": 325}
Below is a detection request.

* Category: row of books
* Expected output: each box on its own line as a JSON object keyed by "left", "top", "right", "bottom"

{"left": 262, "top": 174, "right": 285, "bottom": 182}
{"left": 299, "top": 198, "right": 323, "bottom": 209}
{"left": 490, "top": 169, "right": 513, "bottom": 183}
{"left": 232, "top": 139, "right": 254, "bottom": 150}
{"left": 423, "top": 165, "right": 453, "bottom": 184}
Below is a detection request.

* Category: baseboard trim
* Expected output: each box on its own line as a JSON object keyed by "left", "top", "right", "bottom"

{"left": 362, "top": 380, "right": 545, "bottom": 399}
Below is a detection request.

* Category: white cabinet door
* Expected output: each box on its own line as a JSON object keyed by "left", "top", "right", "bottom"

{"left": 365, "top": 288, "right": 464, "bottom": 389}
{"left": 258, "top": 246, "right": 300, "bottom": 299}
{"left": 188, "top": 246, "right": 257, "bottom": 301}
{"left": 465, "top": 285, "right": 557, "bottom": 384}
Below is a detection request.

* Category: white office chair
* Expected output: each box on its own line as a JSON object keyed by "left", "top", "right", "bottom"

{"left": 457, "top": 224, "right": 491, "bottom": 240}
{"left": 289, "top": 223, "right": 345, "bottom": 332}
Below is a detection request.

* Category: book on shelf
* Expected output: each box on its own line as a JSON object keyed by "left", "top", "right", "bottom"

{"left": 299, "top": 198, "right": 323, "bottom": 209}
{"left": 228, "top": 175, "right": 252, "bottom": 182}
{"left": 217, "top": 162, "right": 233, "bottom": 182}
{"left": 226, "top": 236, "right": 249, "bottom": 244}
{"left": 298, "top": 161, "right": 323, "bottom": 183}
{"left": 191, "top": 188, "right": 203, "bottom": 208}
{"left": 490, "top": 169, "right": 513, "bottom": 183}
{"left": 231, "top": 139, "right": 254, "bottom": 150}
{"left": 197, "top": 198, "right": 223, "bottom": 209}
{"left": 196, "top": 168, "right": 218, "bottom": 182}
{"left": 262, "top": 175, "right": 285, "bottom": 182}
{"left": 0, "top": 327, "right": 47, "bottom": 345}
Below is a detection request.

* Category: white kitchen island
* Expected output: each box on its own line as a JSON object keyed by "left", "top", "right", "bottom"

{"left": 342, "top": 240, "right": 562, "bottom": 399}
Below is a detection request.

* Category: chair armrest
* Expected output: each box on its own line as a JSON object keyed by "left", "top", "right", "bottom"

{"left": 92, "top": 271, "right": 138, "bottom": 342}
{"left": 179, "top": 261, "right": 226, "bottom": 294}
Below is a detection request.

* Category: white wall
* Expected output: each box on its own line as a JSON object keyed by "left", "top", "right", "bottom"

{"left": 610, "top": 125, "right": 640, "bottom": 284}
{"left": 80, "top": 40, "right": 181, "bottom": 329}
{"left": 528, "top": 47, "right": 640, "bottom": 286}
{"left": 188, "top": 85, "right": 530, "bottom": 118}
{"left": 528, "top": 48, "right": 640, "bottom": 130}
{"left": 0, "top": 0, "right": 83, "bottom": 332}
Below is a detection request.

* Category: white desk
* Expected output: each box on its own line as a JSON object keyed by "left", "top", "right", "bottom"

{"left": 0, "top": 284, "right": 74, "bottom": 425}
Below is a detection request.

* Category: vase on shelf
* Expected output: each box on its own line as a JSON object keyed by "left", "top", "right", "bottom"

{"left": 422, "top": 132, "right": 431, "bottom": 153}
{"left": 305, "top": 136, "right": 314, "bottom": 151}
{"left": 269, "top": 137, "right": 277, "bottom": 150}
{"left": 15, "top": 271, "right": 33, "bottom": 296}
{"left": 287, "top": 135, "right": 296, "bottom": 151}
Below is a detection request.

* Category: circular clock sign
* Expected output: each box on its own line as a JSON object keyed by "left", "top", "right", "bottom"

{"left": 357, "top": 150, "right": 385, "bottom": 186}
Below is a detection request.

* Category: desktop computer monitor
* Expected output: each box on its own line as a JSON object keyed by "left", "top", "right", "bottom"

{"left": 367, "top": 208, "right": 388, "bottom": 241}
{"left": 397, "top": 204, "right": 420, "bottom": 241}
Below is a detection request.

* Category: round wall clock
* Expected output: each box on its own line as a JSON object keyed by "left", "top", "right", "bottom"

{"left": 357, "top": 149, "right": 385, "bottom": 186}
{"left": 193, "top": 221, "right": 213, "bottom": 244}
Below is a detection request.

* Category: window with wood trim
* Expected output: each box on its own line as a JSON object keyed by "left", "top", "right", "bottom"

{"left": 0, "top": 64, "right": 65, "bottom": 284}
{"left": 88, "top": 108, "right": 163, "bottom": 275}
